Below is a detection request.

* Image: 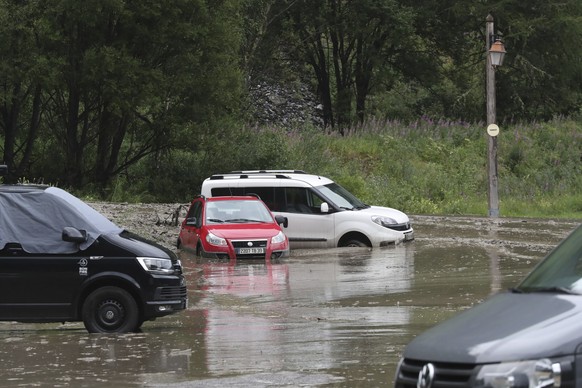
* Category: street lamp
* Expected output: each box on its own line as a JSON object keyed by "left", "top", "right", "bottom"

{"left": 485, "top": 14, "right": 506, "bottom": 217}
{"left": 489, "top": 39, "right": 506, "bottom": 66}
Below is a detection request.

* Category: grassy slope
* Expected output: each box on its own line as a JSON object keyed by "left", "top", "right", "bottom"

{"left": 280, "top": 117, "right": 582, "bottom": 219}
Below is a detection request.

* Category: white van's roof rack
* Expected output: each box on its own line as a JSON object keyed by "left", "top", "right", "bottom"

{"left": 209, "top": 170, "right": 307, "bottom": 180}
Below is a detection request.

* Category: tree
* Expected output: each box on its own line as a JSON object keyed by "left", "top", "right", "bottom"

{"left": 10, "top": 0, "right": 242, "bottom": 192}
{"left": 496, "top": 0, "right": 582, "bottom": 121}
{"left": 0, "top": 1, "right": 52, "bottom": 183}
{"left": 401, "top": 0, "right": 582, "bottom": 122}
{"left": 274, "top": 0, "right": 422, "bottom": 131}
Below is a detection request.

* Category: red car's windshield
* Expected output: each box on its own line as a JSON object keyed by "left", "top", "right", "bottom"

{"left": 206, "top": 200, "right": 274, "bottom": 224}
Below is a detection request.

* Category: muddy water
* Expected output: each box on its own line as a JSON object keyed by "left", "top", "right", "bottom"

{"left": 0, "top": 216, "right": 579, "bottom": 387}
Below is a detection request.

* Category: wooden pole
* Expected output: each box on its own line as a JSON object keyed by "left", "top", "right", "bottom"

{"left": 486, "top": 14, "right": 499, "bottom": 217}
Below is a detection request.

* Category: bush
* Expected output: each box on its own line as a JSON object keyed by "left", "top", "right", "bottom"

{"left": 69, "top": 116, "right": 582, "bottom": 219}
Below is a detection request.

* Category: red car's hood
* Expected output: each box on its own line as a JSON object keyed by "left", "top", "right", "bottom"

{"left": 207, "top": 223, "right": 282, "bottom": 239}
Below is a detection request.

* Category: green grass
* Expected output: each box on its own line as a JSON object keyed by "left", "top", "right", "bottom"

{"left": 106, "top": 116, "right": 582, "bottom": 221}
{"left": 281, "top": 117, "right": 582, "bottom": 220}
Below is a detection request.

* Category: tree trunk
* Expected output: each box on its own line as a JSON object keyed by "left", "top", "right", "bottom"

{"left": 64, "top": 86, "right": 83, "bottom": 187}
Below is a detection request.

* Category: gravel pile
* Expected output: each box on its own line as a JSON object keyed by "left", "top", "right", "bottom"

{"left": 89, "top": 202, "right": 189, "bottom": 252}
{"left": 249, "top": 81, "right": 324, "bottom": 128}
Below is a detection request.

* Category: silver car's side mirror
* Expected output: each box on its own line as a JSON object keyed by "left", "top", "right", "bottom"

{"left": 320, "top": 203, "right": 329, "bottom": 213}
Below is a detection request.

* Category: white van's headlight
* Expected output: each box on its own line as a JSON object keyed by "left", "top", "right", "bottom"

{"left": 271, "top": 231, "right": 286, "bottom": 244}
{"left": 206, "top": 232, "right": 227, "bottom": 246}
{"left": 371, "top": 215, "right": 397, "bottom": 227}
{"left": 475, "top": 359, "right": 561, "bottom": 388}
{"left": 137, "top": 257, "right": 174, "bottom": 275}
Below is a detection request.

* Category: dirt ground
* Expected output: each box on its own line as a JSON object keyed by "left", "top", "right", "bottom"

{"left": 89, "top": 201, "right": 574, "bottom": 255}
{"left": 88, "top": 202, "right": 189, "bottom": 251}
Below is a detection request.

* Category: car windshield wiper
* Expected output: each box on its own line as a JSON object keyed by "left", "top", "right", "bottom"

{"left": 207, "top": 218, "right": 224, "bottom": 223}
{"left": 354, "top": 204, "right": 370, "bottom": 210}
{"left": 519, "top": 286, "right": 579, "bottom": 295}
{"left": 225, "top": 218, "right": 266, "bottom": 223}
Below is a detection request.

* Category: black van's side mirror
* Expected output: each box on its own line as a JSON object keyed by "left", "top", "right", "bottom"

{"left": 275, "top": 215, "right": 288, "bottom": 228}
{"left": 62, "top": 227, "right": 88, "bottom": 243}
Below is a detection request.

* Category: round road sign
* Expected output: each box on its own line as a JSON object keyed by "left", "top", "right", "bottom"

{"left": 487, "top": 124, "right": 500, "bottom": 137}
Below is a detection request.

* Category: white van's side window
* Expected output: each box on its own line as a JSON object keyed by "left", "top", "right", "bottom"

{"left": 284, "top": 188, "right": 311, "bottom": 213}
{"left": 284, "top": 187, "right": 326, "bottom": 214}
{"left": 211, "top": 186, "right": 327, "bottom": 215}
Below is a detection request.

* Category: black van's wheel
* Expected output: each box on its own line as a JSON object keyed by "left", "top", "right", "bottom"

{"left": 82, "top": 286, "right": 139, "bottom": 333}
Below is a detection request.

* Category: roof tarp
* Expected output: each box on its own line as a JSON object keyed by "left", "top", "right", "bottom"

{"left": 0, "top": 186, "right": 122, "bottom": 254}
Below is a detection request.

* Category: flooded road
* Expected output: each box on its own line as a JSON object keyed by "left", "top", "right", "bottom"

{"left": 0, "top": 216, "right": 579, "bottom": 387}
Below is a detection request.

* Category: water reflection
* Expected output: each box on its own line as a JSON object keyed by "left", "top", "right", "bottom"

{"left": 198, "top": 260, "right": 290, "bottom": 298}
{"left": 175, "top": 245, "right": 415, "bottom": 381}
{"left": 289, "top": 245, "right": 415, "bottom": 303}
{"left": 487, "top": 222, "right": 502, "bottom": 295}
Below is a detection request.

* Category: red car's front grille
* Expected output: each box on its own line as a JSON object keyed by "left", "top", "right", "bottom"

{"left": 231, "top": 240, "right": 268, "bottom": 248}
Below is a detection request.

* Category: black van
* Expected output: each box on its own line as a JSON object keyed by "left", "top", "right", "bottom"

{"left": 395, "top": 223, "right": 582, "bottom": 387}
{"left": 0, "top": 170, "right": 187, "bottom": 333}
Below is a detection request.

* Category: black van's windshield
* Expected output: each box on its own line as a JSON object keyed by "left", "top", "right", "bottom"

{"left": 316, "top": 183, "right": 369, "bottom": 210}
{"left": 517, "top": 224, "right": 582, "bottom": 294}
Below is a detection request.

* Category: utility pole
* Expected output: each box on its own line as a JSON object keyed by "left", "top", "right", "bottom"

{"left": 485, "top": 14, "right": 505, "bottom": 217}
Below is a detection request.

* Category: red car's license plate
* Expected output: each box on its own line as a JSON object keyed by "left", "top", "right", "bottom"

{"left": 238, "top": 248, "right": 264, "bottom": 254}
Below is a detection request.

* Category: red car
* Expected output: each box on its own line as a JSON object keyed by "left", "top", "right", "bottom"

{"left": 177, "top": 196, "right": 289, "bottom": 261}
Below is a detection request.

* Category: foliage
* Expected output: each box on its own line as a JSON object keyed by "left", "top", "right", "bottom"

{"left": 0, "top": 0, "right": 243, "bottom": 190}
{"left": 268, "top": 0, "right": 424, "bottom": 130}
{"left": 62, "top": 116, "right": 582, "bottom": 221}
{"left": 251, "top": 0, "right": 582, "bottom": 128}
{"left": 282, "top": 117, "right": 582, "bottom": 219}
{"left": 1, "top": 0, "right": 582, "bottom": 220}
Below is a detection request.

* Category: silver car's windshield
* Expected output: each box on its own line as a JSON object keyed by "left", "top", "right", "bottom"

{"left": 517, "top": 224, "right": 582, "bottom": 294}
{"left": 315, "top": 183, "right": 368, "bottom": 210}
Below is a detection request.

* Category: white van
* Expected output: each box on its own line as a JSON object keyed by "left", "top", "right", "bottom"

{"left": 200, "top": 170, "right": 414, "bottom": 249}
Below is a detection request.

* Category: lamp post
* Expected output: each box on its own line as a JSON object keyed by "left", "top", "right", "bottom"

{"left": 486, "top": 14, "right": 506, "bottom": 217}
